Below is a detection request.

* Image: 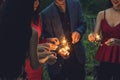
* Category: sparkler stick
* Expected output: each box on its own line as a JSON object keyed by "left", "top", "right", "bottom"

{"left": 94, "top": 34, "right": 101, "bottom": 46}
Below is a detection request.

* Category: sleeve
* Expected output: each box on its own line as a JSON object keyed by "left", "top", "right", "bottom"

{"left": 29, "top": 27, "right": 41, "bottom": 69}
{"left": 40, "top": 12, "right": 52, "bottom": 40}
{"left": 74, "top": 0, "right": 87, "bottom": 39}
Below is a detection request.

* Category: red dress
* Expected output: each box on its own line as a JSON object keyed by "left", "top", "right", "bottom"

{"left": 95, "top": 11, "right": 120, "bottom": 64}
{"left": 25, "top": 18, "right": 43, "bottom": 80}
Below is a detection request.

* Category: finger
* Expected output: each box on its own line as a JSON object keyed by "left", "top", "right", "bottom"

{"left": 105, "top": 40, "right": 113, "bottom": 46}
{"left": 65, "top": 51, "right": 70, "bottom": 56}
{"left": 47, "top": 38, "right": 55, "bottom": 44}
{"left": 75, "top": 33, "right": 80, "bottom": 43}
{"left": 39, "top": 43, "right": 50, "bottom": 48}
{"left": 89, "top": 37, "right": 95, "bottom": 42}
{"left": 38, "top": 51, "right": 51, "bottom": 59}
{"left": 47, "top": 38, "right": 60, "bottom": 45}
{"left": 74, "top": 33, "right": 77, "bottom": 43}
{"left": 72, "top": 32, "right": 78, "bottom": 44}
{"left": 38, "top": 46, "right": 50, "bottom": 52}
{"left": 39, "top": 43, "right": 58, "bottom": 51}
{"left": 51, "top": 52, "right": 57, "bottom": 56}
{"left": 88, "top": 34, "right": 96, "bottom": 42}
{"left": 54, "top": 38, "right": 59, "bottom": 44}
{"left": 72, "top": 33, "right": 75, "bottom": 44}
{"left": 49, "top": 55, "right": 57, "bottom": 59}
{"left": 38, "top": 56, "right": 49, "bottom": 64}
{"left": 49, "top": 43, "right": 58, "bottom": 50}
{"left": 53, "top": 38, "right": 60, "bottom": 45}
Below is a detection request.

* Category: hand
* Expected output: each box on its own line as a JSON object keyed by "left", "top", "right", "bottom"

{"left": 88, "top": 33, "right": 96, "bottom": 42}
{"left": 58, "top": 48, "right": 70, "bottom": 59}
{"left": 105, "top": 38, "right": 116, "bottom": 46}
{"left": 37, "top": 49, "right": 57, "bottom": 64}
{"left": 37, "top": 50, "right": 51, "bottom": 64}
{"left": 37, "top": 43, "right": 56, "bottom": 59}
{"left": 38, "top": 43, "right": 58, "bottom": 51}
{"left": 72, "top": 31, "right": 81, "bottom": 44}
{"left": 37, "top": 51, "right": 51, "bottom": 59}
{"left": 47, "top": 54, "right": 57, "bottom": 65}
{"left": 47, "top": 37, "right": 60, "bottom": 46}
{"left": 37, "top": 43, "right": 58, "bottom": 64}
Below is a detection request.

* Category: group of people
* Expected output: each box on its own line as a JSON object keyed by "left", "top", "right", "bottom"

{"left": 0, "top": 0, "right": 120, "bottom": 80}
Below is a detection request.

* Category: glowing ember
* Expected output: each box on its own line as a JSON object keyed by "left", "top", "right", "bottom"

{"left": 58, "top": 36, "right": 70, "bottom": 56}
{"left": 65, "top": 46, "right": 70, "bottom": 51}
{"left": 95, "top": 34, "right": 101, "bottom": 41}
{"left": 58, "top": 48, "right": 70, "bottom": 56}
{"left": 61, "top": 38, "right": 67, "bottom": 45}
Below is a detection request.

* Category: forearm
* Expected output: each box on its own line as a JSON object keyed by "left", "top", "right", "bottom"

{"left": 29, "top": 28, "right": 42, "bottom": 69}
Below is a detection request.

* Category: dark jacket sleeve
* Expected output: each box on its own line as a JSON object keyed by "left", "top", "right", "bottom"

{"left": 74, "top": 0, "right": 87, "bottom": 39}
{"left": 40, "top": 12, "right": 53, "bottom": 39}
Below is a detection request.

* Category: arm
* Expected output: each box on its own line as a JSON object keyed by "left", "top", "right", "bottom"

{"left": 75, "top": 0, "right": 87, "bottom": 38}
{"left": 94, "top": 11, "right": 104, "bottom": 35}
{"left": 88, "top": 11, "right": 104, "bottom": 42}
{"left": 71, "top": 0, "right": 87, "bottom": 44}
{"left": 40, "top": 12, "right": 52, "bottom": 39}
{"left": 37, "top": 43, "right": 57, "bottom": 65}
{"left": 105, "top": 38, "right": 120, "bottom": 46}
{"left": 29, "top": 28, "right": 41, "bottom": 69}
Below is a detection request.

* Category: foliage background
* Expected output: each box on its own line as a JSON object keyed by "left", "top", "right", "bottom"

{"left": 39, "top": 0, "right": 110, "bottom": 80}
{"left": 40, "top": 0, "right": 109, "bottom": 14}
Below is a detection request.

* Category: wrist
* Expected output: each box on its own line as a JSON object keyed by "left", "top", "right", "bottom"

{"left": 114, "top": 39, "right": 120, "bottom": 46}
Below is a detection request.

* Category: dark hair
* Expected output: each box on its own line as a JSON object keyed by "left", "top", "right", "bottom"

{"left": 0, "top": 0, "right": 5, "bottom": 16}
{"left": 0, "top": 0, "right": 3, "bottom": 5}
{"left": 32, "top": 0, "right": 41, "bottom": 25}
{"left": 0, "top": 0, "right": 4, "bottom": 5}
{"left": 0, "top": 0, "right": 5, "bottom": 10}
{"left": 0, "top": 0, "right": 33, "bottom": 49}
{"left": 107, "top": 0, "right": 113, "bottom": 8}
{"left": 0, "top": 0, "right": 33, "bottom": 73}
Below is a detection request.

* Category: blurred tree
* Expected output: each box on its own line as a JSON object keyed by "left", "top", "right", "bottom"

{"left": 80, "top": 0, "right": 109, "bottom": 15}
{"left": 40, "top": 0, "right": 109, "bottom": 15}
{"left": 40, "top": 0, "right": 108, "bottom": 15}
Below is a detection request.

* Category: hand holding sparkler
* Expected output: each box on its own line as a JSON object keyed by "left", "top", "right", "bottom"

{"left": 42, "top": 37, "right": 71, "bottom": 59}
{"left": 47, "top": 37, "right": 60, "bottom": 46}
{"left": 88, "top": 33, "right": 101, "bottom": 46}
{"left": 37, "top": 43, "right": 57, "bottom": 65}
{"left": 72, "top": 31, "right": 81, "bottom": 44}
{"left": 58, "top": 36, "right": 70, "bottom": 59}
{"left": 88, "top": 33, "right": 101, "bottom": 42}
{"left": 105, "top": 38, "right": 117, "bottom": 46}
{"left": 58, "top": 47, "right": 70, "bottom": 59}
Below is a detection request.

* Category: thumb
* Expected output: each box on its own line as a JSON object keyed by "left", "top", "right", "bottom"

{"left": 72, "top": 34, "right": 75, "bottom": 44}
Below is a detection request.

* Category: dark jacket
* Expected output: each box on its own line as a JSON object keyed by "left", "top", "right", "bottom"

{"left": 41, "top": 0, "right": 87, "bottom": 64}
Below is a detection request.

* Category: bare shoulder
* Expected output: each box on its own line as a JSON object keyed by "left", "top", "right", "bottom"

{"left": 97, "top": 10, "right": 104, "bottom": 20}
{"left": 105, "top": 8, "right": 113, "bottom": 15}
{"left": 98, "top": 10, "right": 104, "bottom": 15}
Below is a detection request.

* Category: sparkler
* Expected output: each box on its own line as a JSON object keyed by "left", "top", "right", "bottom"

{"left": 94, "top": 34, "right": 101, "bottom": 46}
{"left": 58, "top": 36, "right": 70, "bottom": 56}
{"left": 95, "top": 34, "right": 101, "bottom": 41}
